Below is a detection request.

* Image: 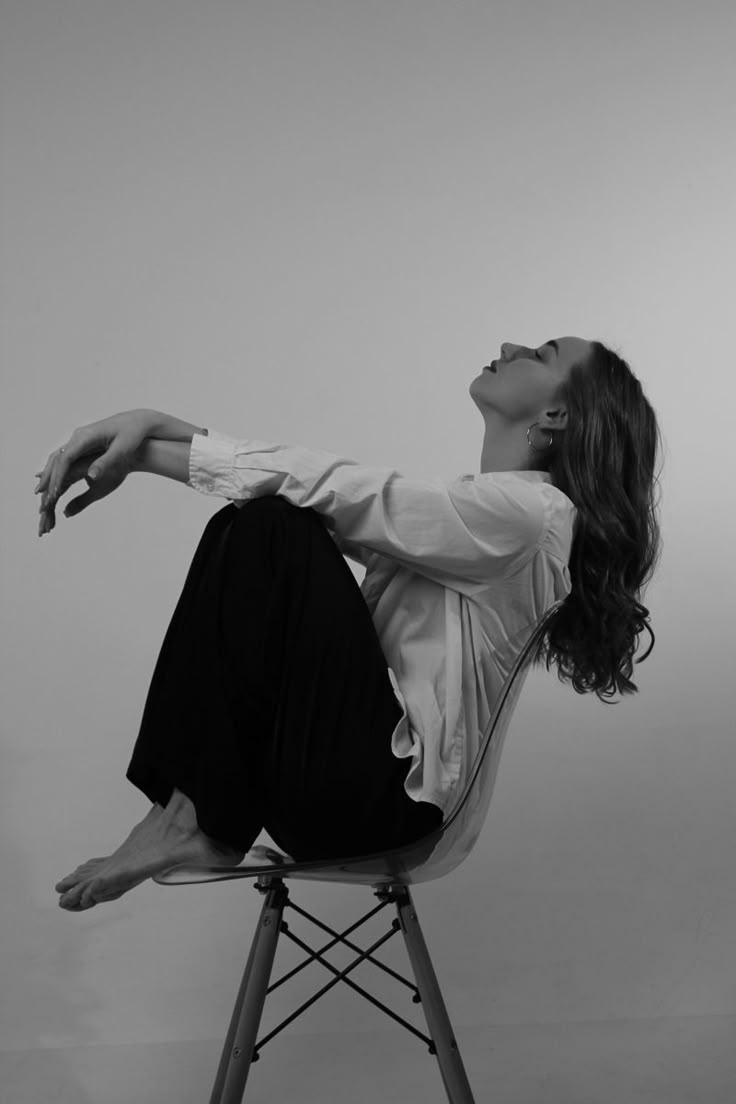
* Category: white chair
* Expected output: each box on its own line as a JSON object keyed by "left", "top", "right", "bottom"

{"left": 154, "top": 598, "right": 566, "bottom": 1103}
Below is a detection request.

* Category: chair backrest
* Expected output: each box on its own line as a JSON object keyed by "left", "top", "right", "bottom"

{"left": 397, "top": 597, "right": 566, "bottom": 884}
{"left": 279, "top": 597, "right": 567, "bottom": 889}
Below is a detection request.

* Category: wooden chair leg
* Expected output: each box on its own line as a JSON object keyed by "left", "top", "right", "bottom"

{"left": 209, "top": 879, "right": 289, "bottom": 1104}
{"left": 391, "top": 886, "right": 477, "bottom": 1104}
{"left": 207, "top": 878, "right": 475, "bottom": 1104}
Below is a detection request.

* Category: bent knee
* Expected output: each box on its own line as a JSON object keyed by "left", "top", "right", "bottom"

{"left": 239, "top": 495, "right": 322, "bottom": 529}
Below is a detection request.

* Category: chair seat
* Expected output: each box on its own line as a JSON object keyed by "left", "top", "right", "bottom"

{"left": 153, "top": 828, "right": 448, "bottom": 888}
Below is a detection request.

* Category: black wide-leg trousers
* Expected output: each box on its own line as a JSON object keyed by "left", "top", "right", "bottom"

{"left": 125, "top": 496, "right": 443, "bottom": 862}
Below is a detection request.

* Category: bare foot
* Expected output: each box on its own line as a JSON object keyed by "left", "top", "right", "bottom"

{"left": 55, "top": 843, "right": 297, "bottom": 896}
{"left": 56, "top": 791, "right": 246, "bottom": 911}
{"left": 55, "top": 802, "right": 165, "bottom": 894}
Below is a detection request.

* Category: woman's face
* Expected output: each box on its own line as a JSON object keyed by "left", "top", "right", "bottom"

{"left": 491, "top": 335, "right": 590, "bottom": 385}
{"left": 469, "top": 335, "right": 593, "bottom": 473}
{"left": 473, "top": 336, "right": 592, "bottom": 414}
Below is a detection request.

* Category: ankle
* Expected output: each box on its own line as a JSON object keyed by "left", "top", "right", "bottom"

{"left": 162, "top": 787, "right": 199, "bottom": 829}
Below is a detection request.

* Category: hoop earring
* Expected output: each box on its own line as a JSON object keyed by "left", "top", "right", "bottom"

{"left": 527, "top": 422, "right": 553, "bottom": 451}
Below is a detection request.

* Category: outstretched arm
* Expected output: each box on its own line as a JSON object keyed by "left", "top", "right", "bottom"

{"left": 133, "top": 412, "right": 208, "bottom": 483}
{"left": 183, "top": 428, "right": 548, "bottom": 588}
{"left": 133, "top": 438, "right": 205, "bottom": 484}
{"left": 36, "top": 409, "right": 207, "bottom": 535}
{"left": 146, "top": 410, "right": 209, "bottom": 444}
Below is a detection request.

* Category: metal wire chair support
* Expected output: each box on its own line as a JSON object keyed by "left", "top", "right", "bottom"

{"left": 244, "top": 876, "right": 439, "bottom": 1059}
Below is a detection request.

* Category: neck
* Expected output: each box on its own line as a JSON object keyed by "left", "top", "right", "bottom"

{"left": 480, "top": 424, "right": 540, "bottom": 474}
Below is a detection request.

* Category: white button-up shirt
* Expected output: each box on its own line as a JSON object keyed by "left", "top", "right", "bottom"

{"left": 188, "top": 429, "right": 578, "bottom": 816}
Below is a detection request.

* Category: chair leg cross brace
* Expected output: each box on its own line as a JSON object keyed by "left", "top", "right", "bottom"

{"left": 273, "top": 910, "right": 432, "bottom": 1050}
{"left": 285, "top": 896, "right": 422, "bottom": 996}
{"left": 208, "top": 877, "right": 476, "bottom": 1104}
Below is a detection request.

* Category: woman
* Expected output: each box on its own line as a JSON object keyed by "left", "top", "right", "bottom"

{"left": 40, "top": 336, "right": 662, "bottom": 912}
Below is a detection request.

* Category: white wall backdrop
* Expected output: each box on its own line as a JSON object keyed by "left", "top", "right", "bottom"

{"left": 2, "top": 0, "right": 734, "bottom": 1095}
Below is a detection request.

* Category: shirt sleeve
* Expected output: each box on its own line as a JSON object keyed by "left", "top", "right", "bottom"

{"left": 328, "top": 530, "right": 373, "bottom": 567}
{"left": 188, "top": 429, "right": 545, "bottom": 584}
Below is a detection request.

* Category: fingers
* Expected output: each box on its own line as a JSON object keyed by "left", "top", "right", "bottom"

{"left": 36, "top": 444, "right": 71, "bottom": 515}
{"left": 37, "top": 453, "right": 65, "bottom": 535}
{"left": 36, "top": 452, "right": 95, "bottom": 536}
{"left": 37, "top": 417, "right": 137, "bottom": 537}
{"left": 36, "top": 444, "right": 66, "bottom": 492}
{"left": 62, "top": 484, "right": 98, "bottom": 519}
{"left": 36, "top": 426, "right": 101, "bottom": 513}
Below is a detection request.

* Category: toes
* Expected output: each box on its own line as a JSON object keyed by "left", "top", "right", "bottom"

{"left": 63, "top": 897, "right": 96, "bottom": 912}
{"left": 55, "top": 870, "right": 92, "bottom": 892}
{"left": 55, "top": 857, "right": 108, "bottom": 892}
{"left": 78, "top": 881, "right": 101, "bottom": 910}
{"left": 57, "top": 861, "right": 108, "bottom": 905}
{"left": 81, "top": 878, "right": 115, "bottom": 906}
{"left": 59, "top": 883, "right": 88, "bottom": 910}
{"left": 58, "top": 869, "right": 107, "bottom": 909}
{"left": 75, "top": 876, "right": 114, "bottom": 910}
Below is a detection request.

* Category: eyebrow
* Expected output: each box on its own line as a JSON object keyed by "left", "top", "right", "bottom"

{"left": 544, "top": 340, "right": 559, "bottom": 357}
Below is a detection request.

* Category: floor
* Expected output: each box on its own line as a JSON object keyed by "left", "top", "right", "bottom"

{"left": 3, "top": 1015, "right": 735, "bottom": 1103}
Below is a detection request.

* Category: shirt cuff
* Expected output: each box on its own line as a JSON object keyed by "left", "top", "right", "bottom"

{"left": 188, "top": 428, "right": 244, "bottom": 499}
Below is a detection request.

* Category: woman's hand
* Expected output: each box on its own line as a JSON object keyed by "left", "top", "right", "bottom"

{"left": 35, "top": 409, "right": 155, "bottom": 536}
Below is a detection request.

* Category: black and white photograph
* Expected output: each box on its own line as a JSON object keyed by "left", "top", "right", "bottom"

{"left": 2, "top": 1, "right": 732, "bottom": 1100}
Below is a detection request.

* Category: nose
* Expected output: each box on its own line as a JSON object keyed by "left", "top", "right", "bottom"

{"left": 501, "top": 343, "right": 534, "bottom": 361}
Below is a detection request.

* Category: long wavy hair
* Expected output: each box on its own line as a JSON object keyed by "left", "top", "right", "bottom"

{"left": 529, "top": 339, "right": 664, "bottom": 704}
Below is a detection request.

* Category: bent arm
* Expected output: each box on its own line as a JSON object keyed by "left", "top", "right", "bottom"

{"left": 145, "top": 410, "right": 209, "bottom": 444}
{"left": 185, "top": 429, "right": 547, "bottom": 586}
{"left": 133, "top": 438, "right": 195, "bottom": 483}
